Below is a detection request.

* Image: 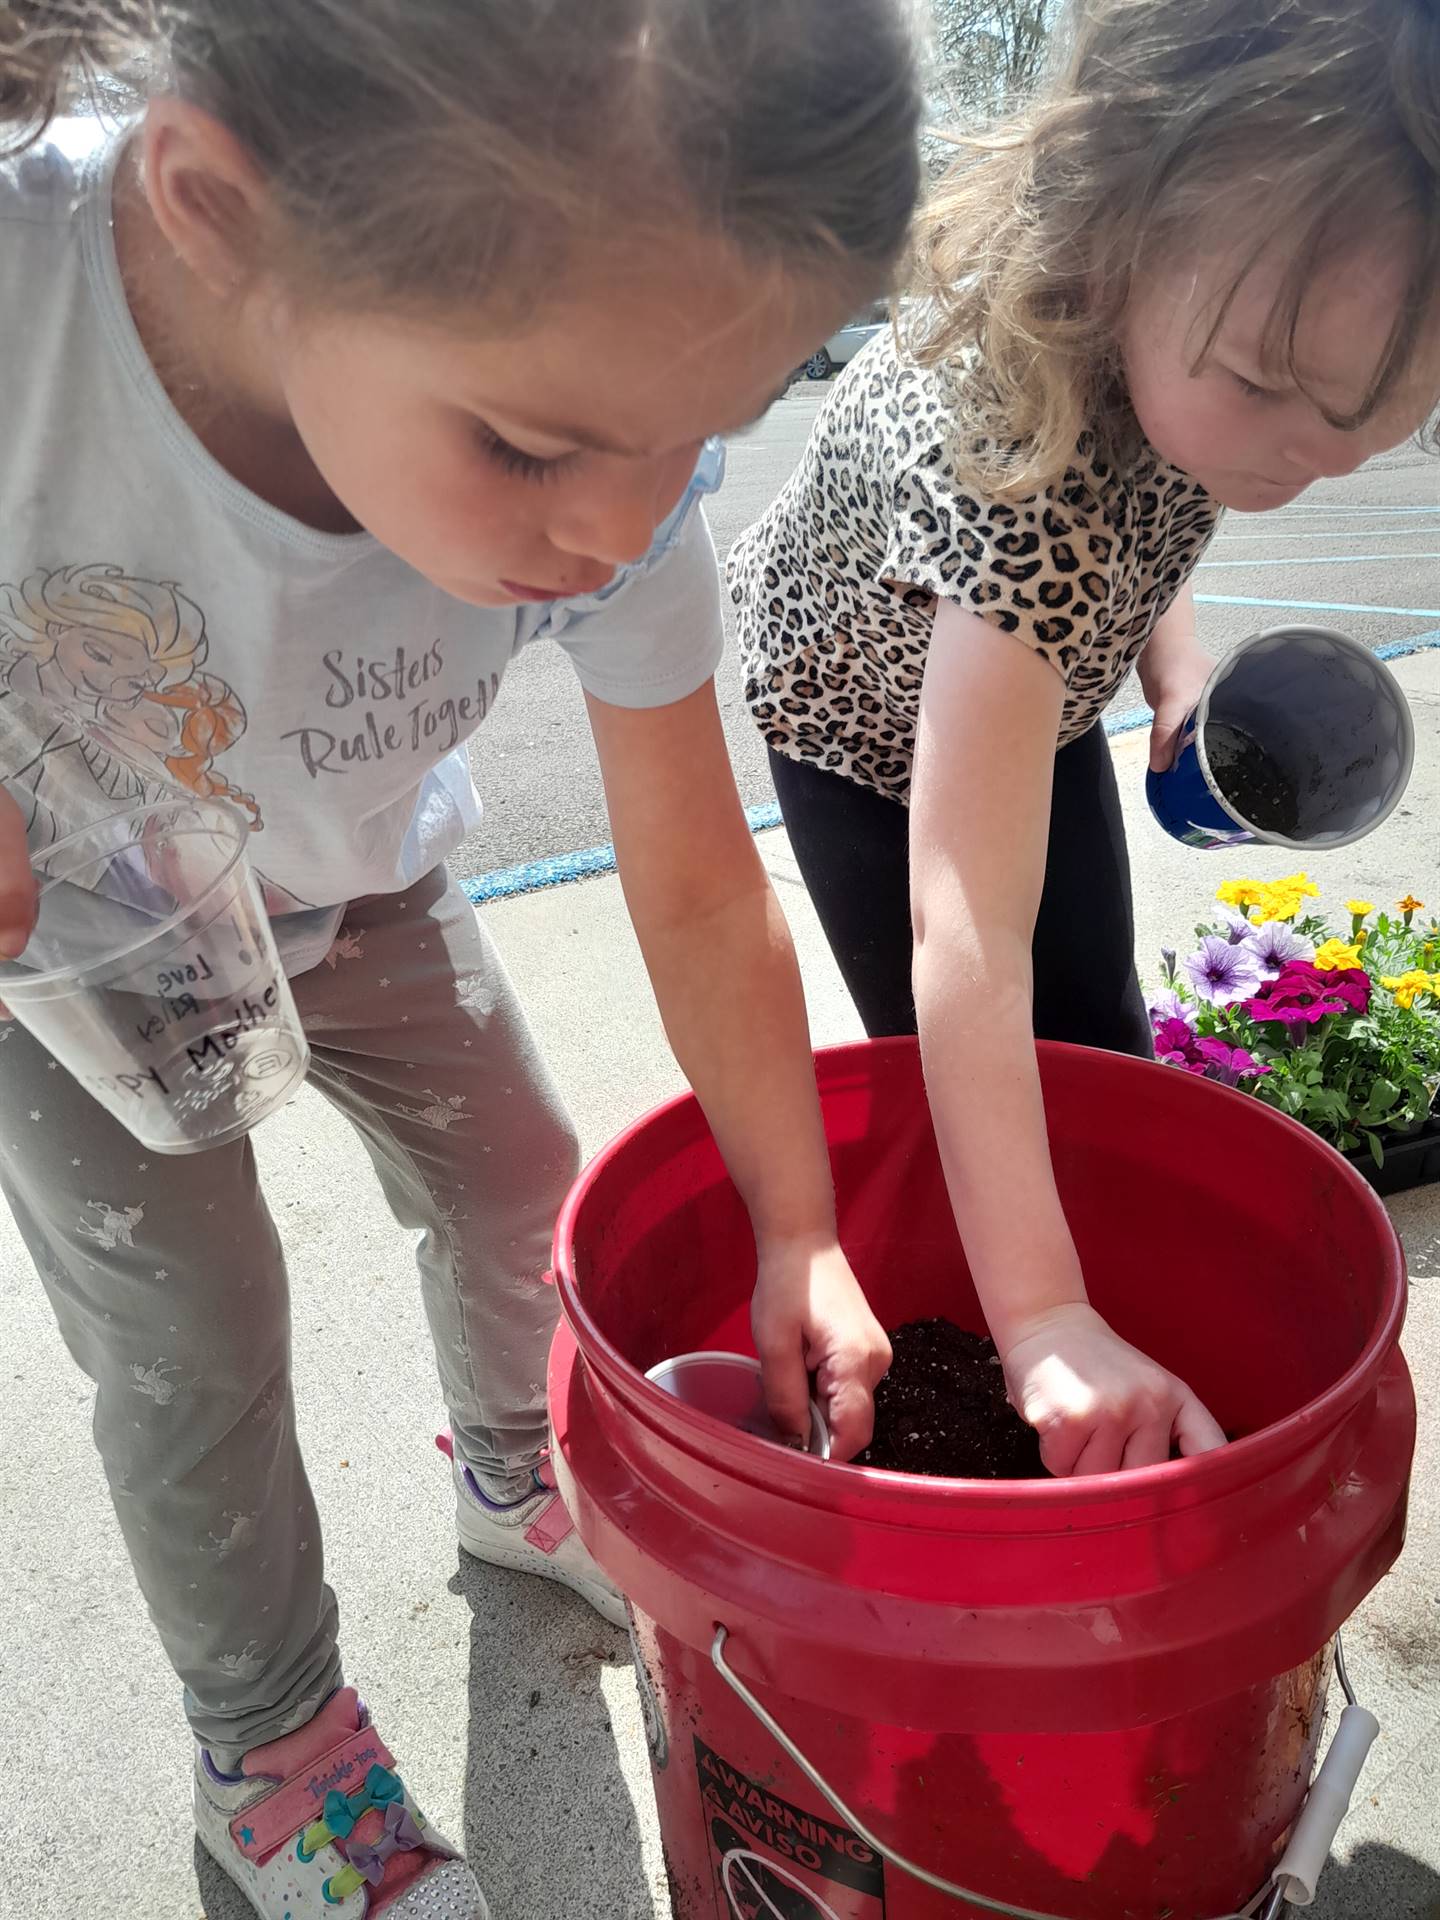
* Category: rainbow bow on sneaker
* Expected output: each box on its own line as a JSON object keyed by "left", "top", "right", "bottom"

{"left": 347, "top": 1803, "right": 427, "bottom": 1887}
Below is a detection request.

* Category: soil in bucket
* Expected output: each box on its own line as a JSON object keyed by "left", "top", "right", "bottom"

{"left": 857, "top": 1318, "right": 1048, "bottom": 1479}
{"left": 1205, "top": 719, "right": 1301, "bottom": 837}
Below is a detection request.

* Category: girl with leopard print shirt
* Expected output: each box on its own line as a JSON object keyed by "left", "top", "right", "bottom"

{"left": 729, "top": 0, "right": 1440, "bottom": 1478}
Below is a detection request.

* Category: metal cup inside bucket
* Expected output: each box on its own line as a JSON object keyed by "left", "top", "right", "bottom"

{"left": 1146, "top": 624, "right": 1414, "bottom": 851}
{"left": 644, "top": 1351, "right": 831, "bottom": 1459}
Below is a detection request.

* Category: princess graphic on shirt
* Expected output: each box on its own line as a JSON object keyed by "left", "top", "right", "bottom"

{"left": 1, "top": 563, "right": 205, "bottom": 715}
{"left": 0, "top": 561, "right": 262, "bottom": 833}
{"left": 92, "top": 673, "right": 263, "bottom": 826}
{"left": 0, "top": 562, "right": 315, "bottom": 913}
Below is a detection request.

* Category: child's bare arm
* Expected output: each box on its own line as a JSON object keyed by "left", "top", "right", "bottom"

{"left": 0, "top": 782, "right": 35, "bottom": 961}
{"left": 586, "top": 680, "right": 892, "bottom": 1460}
{"left": 910, "top": 600, "right": 1224, "bottom": 1473}
{"left": 1137, "top": 582, "right": 1214, "bottom": 772}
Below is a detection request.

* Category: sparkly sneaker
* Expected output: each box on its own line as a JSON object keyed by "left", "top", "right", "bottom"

{"left": 194, "top": 1687, "right": 488, "bottom": 1917}
{"left": 438, "top": 1432, "right": 627, "bottom": 1630}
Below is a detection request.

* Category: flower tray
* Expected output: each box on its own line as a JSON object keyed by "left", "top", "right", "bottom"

{"left": 1343, "top": 1117, "right": 1440, "bottom": 1197}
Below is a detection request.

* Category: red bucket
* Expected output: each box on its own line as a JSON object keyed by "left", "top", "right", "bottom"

{"left": 550, "top": 1038, "right": 1414, "bottom": 1919}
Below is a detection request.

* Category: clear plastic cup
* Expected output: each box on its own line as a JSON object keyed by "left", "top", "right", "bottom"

{"left": 644, "top": 1351, "right": 831, "bottom": 1458}
{"left": 0, "top": 798, "right": 309, "bottom": 1153}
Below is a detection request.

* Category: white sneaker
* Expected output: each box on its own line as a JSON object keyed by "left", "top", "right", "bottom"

{"left": 438, "top": 1432, "right": 628, "bottom": 1631}
{"left": 195, "top": 1687, "right": 489, "bottom": 1917}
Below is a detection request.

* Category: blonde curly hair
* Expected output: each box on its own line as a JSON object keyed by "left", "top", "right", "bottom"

{"left": 906, "top": 0, "right": 1440, "bottom": 499}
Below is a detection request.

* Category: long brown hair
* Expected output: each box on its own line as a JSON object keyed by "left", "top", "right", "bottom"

{"left": 0, "top": 0, "right": 922, "bottom": 319}
{"left": 908, "top": 0, "right": 1440, "bottom": 498}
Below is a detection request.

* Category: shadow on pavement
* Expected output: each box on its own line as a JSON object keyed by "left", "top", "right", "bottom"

{"left": 195, "top": 1835, "right": 253, "bottom": 1917}
{"left": 1311, "top": 1842, "right": 1440, "bottom": 1919}
{"left": 454, "top": 1555, "right": 654, "bottom": 1920}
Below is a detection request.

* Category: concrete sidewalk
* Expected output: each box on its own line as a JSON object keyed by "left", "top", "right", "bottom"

{"left": 3, "top": 657, "right": 1440, "bottom": 1920}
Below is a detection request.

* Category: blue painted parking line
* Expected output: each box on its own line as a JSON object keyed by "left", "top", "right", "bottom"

{"left": 1252, "top": 503, "right": 1440, "bottom": 515}
{"left": 468, "top": 842, "right": 621, "bottom": 903}
{"left": 467, "top": 800, "right": 782, "bottom": 904}
{"left": 464, "top": 627, "right": 1440, "bottom": 906}
{"left": 1198, "top": 553, "right": 1440, "bottom": 568}
{"left": 1196, "top": 594, "right": 1440, "bottom": 619}
{"left": 1213, "top": 526, "right": 1440, "bottom": 541}
{"left": 1376, "top": 627, "right": 1440, "bottom": 660}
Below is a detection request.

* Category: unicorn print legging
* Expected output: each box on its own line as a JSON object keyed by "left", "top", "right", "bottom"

{"left": 0, "top": 864, "right": 578, "bottom": 1767}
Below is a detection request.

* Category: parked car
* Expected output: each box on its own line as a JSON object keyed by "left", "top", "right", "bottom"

{"left": 799, "top": 301, "right": 890, "bottom": 380}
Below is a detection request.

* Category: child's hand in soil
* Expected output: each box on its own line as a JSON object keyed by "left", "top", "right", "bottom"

{"left": 751, "top": 1237, "right": 892, "bottom": 1462}
{"left": 0, "top": 784, "right": 36, "bottom": 1014}
{"left": 999, "top": 1302, "right": 1227, "bottom": 1475}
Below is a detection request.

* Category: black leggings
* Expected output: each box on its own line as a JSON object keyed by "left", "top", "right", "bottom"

{"left": 769, "top": 724, "right": 1152, "bottom": 1056}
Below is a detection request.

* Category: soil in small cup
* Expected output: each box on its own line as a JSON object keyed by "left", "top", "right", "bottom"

{"left": 1204, "top": 720, "right": 1302, "bottom": 838}
{"left": 857, "top": 1318, "right": 1048, "bottom": 1480}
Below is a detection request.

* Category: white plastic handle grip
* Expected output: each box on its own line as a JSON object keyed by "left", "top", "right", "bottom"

{"left": 1271, "top": 1703, "right": 1381, "bottom": 1907}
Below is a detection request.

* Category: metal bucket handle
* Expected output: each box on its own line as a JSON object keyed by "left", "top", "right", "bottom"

{"left": 710, "top": 1626, "right": 1377, "bottom": 1920}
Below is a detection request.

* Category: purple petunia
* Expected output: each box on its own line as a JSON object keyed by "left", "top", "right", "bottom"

{"left": 1245, "top": 919, "right": 1315, "bottom": 981}
{"left": 1148, "top": 986, "right": 1195, "bottom": 1030}
{"left": 1215, "top": 906, "right": 1255, "bottom": 945}
{"left": 1183, "top": 935, "right": 1265, "bottom": 1007}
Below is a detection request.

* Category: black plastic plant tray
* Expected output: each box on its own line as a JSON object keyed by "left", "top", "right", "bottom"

{"left": 1343, "top": 1117, "right": 1440, "bottom": 1197}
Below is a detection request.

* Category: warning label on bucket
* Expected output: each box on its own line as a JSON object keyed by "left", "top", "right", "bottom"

{"left": 694, "top": 1737, "right": 887, "bottom": 1919}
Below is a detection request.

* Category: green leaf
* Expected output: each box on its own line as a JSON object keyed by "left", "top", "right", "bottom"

{"left": 1357, "top": 1080, "right": 1401, "bottom": 1124}
{"left": 1366, "top": 1130, "right": 1385, "bottom": 1171}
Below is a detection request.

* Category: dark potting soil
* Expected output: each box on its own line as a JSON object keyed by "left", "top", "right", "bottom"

{"left": 1205, "top": 721, "right": 1301, "bottom": 838}
{"left": 857, "top": 1318, "right": 1048, "bottom": 1480}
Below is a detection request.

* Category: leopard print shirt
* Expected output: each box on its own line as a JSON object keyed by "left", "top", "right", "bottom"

{"left": 728, "top": 329, "right": 1220, "bottom": 804}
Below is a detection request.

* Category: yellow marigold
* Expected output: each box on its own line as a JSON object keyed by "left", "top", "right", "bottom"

{"left": 1216, "top": 879, "right": 1263, "bottom": 912}
{"left": 1345, "top": 900, "right": 1374, "bottom": 917}
{"left": 1253, "top": 885, "right": 1303, "bottom": 924}
{"left": 1381, "top": 970, "right": 1434, "bottom": 1011}
{"left": 1243, "top": 872, "right": 1320, "bottom": 924}
{"left": 1398, "top": 894, "right": 1424, "bottom": 915}
{"left": 1314, "top": 939, "right": 1364, "bottom": 972}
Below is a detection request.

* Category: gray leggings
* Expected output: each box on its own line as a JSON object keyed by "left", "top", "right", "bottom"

{"left": 0, "top": 866, "right": 578, "bottom": 1767}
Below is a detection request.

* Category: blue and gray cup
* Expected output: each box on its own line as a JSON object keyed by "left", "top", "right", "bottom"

{"left": 1146, "top": 624, "right": 1415, "bottom": 851}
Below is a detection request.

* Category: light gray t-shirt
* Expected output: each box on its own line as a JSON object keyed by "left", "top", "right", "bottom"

{"left": 0, "top": 137, "right": 726, "bottom": 973}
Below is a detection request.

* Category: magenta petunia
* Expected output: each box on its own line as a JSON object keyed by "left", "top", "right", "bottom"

{"left": 1264, "top": 960, "right": 1329, "bottom": 999}
{"left": 1324, "top": 968, "right": 1372, "bottom": 1014}
{"left": 1244, "top": 998, "right": 1342, "bottom": 1030}
{"left": 1153, "top": 1016, "right": 1202, "bottom": 1061}
{"left": 1194, "top": 1035, "right": 1272, "bottom": 1086}
{"left": 1242, "top": 956, "right": 1368, "bottom": 1028}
